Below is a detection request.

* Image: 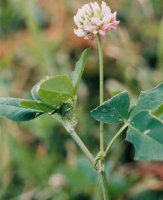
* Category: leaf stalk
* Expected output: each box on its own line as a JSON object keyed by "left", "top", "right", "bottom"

{"left": 105, "top": 122, "right": 129, "bottom": 157}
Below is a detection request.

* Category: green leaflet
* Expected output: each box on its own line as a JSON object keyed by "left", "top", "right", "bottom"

{"left": 91, "top": 83, "right": 163, "bottom": 124}
{"left": 20, "top": 100, "right": 57, "bottom": 113}
{"left": 91, "top": 91, "right": 130, "bottom": 124}
{"left": 71, "top": 48, "right": 90, "bottom": 93}
{"left": 125, "top": 83, "right": 163, "bottom": 160}
{"left": 130, "top": 83, "right": 163, "bottom": 118}
{"left": 0, "top": 98, "right": 43, "bottom": 121}
{"left": 126, "top": 111, "right": 163, "bottom": 160}
{"left": 38, "top": 75, "right": 75, "bottom": 105}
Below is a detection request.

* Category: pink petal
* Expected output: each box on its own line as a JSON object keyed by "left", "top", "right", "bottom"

{"left": 99, "top": 29, "right": 106, "bottom": 36}
{"left": 84, "top": 34, "right": 94, "bottom": 40}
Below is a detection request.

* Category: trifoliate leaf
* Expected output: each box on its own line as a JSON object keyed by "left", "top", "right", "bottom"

{"left": 91, "top": 83, "right": 163, "bottom": 160}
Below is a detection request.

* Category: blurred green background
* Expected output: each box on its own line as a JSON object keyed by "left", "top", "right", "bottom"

{"left": 0, "top": 0, "right": 163, "bottom": 199}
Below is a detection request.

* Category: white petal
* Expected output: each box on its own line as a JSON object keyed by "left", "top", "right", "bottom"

{"left": 101, "top": 1, "right": 111, "bottom": 16}
{"left": 91, "top": 17, "right": 102, "bottom": 26}
{"left": 101, "top": 13, "right": 112, "bottom": 24}
{"left": 112, "top": 11, "right": 117, "bottom": 19}
{"left": 74, "top": 16, "right": 82, "bottom": 27}
{"left": 77, "top": 8, "right": 85, "bottom": 18}
{"left": 83, "top": 22, "right": 96, "bottom": 32}
{"left": 90, "top": 2, "right": 100, "bottom": 17}
{"left": 94, "top": 2, "right": 100, "bottom": 10}
{"left": 84, "top": 25, "right": 94, "bottom": 32}
{"left": 83, "top": 4, "right": 92, "bottom": 14}
{"left": 74, "top": 28, "right": 86, "bottom": 37}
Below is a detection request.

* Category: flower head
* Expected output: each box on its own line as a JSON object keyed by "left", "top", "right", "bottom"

{"left": 74, "top": 1, "right": 119, "bottom": 40}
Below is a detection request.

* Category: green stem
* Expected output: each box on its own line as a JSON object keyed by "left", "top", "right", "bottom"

{"left": 97, "top": 34, "right": 110, "bottom": 200}
{"left": 68, "top": 128, "right": 95, "bottom": 165}
{"left": 100, "top": 171, "right": 110, "bottom": 200}
{"left": 97, "top": 34, "right": 104, "bottom": 155}
{"left": 105, "top": 122, "right": 128, "bottom": 157}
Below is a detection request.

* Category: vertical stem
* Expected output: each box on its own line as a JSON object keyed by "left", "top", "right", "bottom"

{"left": 100, "top": 172, "right": 110, "bottom": 200}
{"left": 97, "top": 34, "right": 110, "bottom": 200}
{"left": 97, "top": 34, "right": 104, "bottom": 156}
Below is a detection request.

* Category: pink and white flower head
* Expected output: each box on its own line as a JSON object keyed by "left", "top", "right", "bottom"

{"left": 74, "top": 1, "right": 119, "bottom": 40}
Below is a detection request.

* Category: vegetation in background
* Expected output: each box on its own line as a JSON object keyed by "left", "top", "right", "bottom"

{"left": 0, "top": 0, "right": 163, "bottom": 200}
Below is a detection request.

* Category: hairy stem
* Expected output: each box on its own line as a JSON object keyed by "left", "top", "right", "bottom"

{"left": 105, "top": 122, "right": 128, "bottom": 157}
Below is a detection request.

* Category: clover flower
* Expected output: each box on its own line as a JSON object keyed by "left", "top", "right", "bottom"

{"left": 74, "top": 1, "right": 119, "bottom": 40}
